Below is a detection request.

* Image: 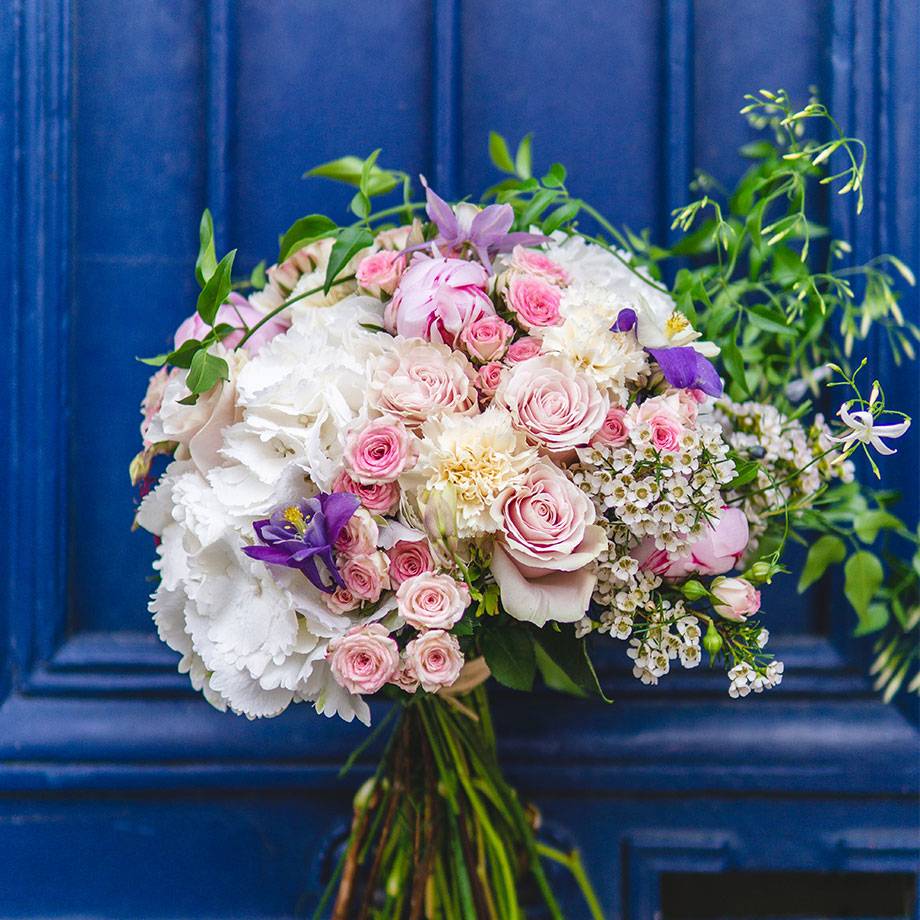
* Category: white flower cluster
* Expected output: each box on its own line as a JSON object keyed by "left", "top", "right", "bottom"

{"left": 728, "top": 660, "right": 784, "bottom": 697}
{"left": 625, "top": 609, "right": 703, "bottom": 685}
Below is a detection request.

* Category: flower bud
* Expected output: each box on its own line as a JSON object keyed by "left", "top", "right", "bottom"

{"left": 745, "top": 561, "right": 773, "bottom": 584}
{"left": 711, "top": 576, "right": 762, "bottom": 622}
{"left": 681, "top": 579, "right": 709, "bottom": 601}
{"left": 703, "top": 621, "right": 723, "bottom": 656}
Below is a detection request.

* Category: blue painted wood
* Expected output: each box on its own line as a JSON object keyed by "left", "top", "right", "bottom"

{"left": 1, "top": 1, "right": 917, "bottom": 916}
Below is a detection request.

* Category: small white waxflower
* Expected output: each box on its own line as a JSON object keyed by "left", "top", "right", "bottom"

{"left": 680, "top": 644, "right": 701, "bottom": 668}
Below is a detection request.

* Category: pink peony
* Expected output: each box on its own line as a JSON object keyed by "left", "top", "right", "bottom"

{"left": 459, "top": 316, "right": 514, "bottom": 362}
{"left": 384, "top": 256, "right": 495, "bottom": 344}
{"left": 495, "top": 355, "right": 609, "bottom": 453}
{"left": 344, "top": 417, "right": 417, "bottom": 483}
{"left": 173, "top": 292, "right": 289, "bottom": 355}
{"left": 333, "top": 471, "right": 401, "bottom": 515}
{"left": 590, "top": 405, "right": 630, "bottom": 449}
{"left": 505, "top": 276, "right": 563, "bottom": 330}
{"left": 340, "top": 552, "right": 390, "bottom": 603}
{"left": 388, "top": 539, "right": 434, "bottom": 587}
{"left": 711, "top": 576, "right": 761, "bottom": 622}
{"left": 328, "top": 624, "right": 400, "bottom": 695}
{"left": 475, "top": 362, "right": 506, "bottom": 399}
{"left": 356, "top": 250, "right": 405, "bottom": 297}
{"left": 396, "top": 573, "right": 470, "bottom": 630}
{"left": 334, "top": 508, "right": 380, "bottom": 557}
{"left": 505, "top": 336, "right": 542, "bottom": 363}
{"left": 509, "top": 246, "right": 570, "bottom": 286}
{"left": 405, "top": 630, "right": 464, "bottom": 693}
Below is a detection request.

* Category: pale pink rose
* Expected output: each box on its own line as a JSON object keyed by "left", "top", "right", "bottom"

{"left": 475, "top": 362, "right": 506, "bottom": 399}
{"left": 495, "top": 355, "right": 609, "bottom": 453}
{"left": 510, "top": 246, "right": 570, "bottom": 286}
{"left": 505, "top": 276, "right": 563, "bottom": 330}
{"left": 505, "top": 336, "right": 542, "bottom": 363}
{"left": 368, "top": 339, "right": 477, "bottom": 427}
{"left": 396, "top": 573, "right": 470, "bottom": 630}
{"left": 139, "top": 367, "right": 172, "bottom": 447}
{"left": 385, "top": 256, "right": 495, "bottom": 344}
{"left": 627, "top": 393, "right": 686, "bottom": 452}
{"left": 633, "top": 507, "right": 750, "bottom": 578}
{"left": 356, "top": 250, "right": 405, "bottom": 297}
{"left": 711, "top": 576, "right": 761, "bottom": 622}
{"left": 344, "top": 417, "right": 418, "bottom": 483}
{"left": 671, "top": 387, "right": 706, "bottom": 424}
{"left": 590, "top": 406, "right": 630, "bottom": 449}
{"left": 496, "top": 461, "right": 606, "bottom": 575}
{"left": 389, "top": 658, "right": 420, "bottom": 694}
{"left": 388, "top": 539, "right": 434, "bottom": 587}
{"left": 334, "top": 507, "right": 379, "bottom": 557}
{"left": 459, "top": 316, "right": 514, "bottom": 362}
{"left": 328, "top": 624, "right": 399, "bottom": 695}
{"left": 405, "top": 630, "right": 464, "bottom": 693}
{"left": 332, "top": 471, "right": 401, "bottom": 515}
{"left": 340, "top": 551, "right": 390, "bottom": 603}
{"left": 324, "top": 585, "right": 360, "bottom": 614}
{"left": 173, "top": 292, "right": 289, "bottom": 355}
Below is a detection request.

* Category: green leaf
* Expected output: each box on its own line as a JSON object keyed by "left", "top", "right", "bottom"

{"left": 138, "top": 353, "right": 169, "bottom": 367}
{"left": 184, "top": 348, "right": 229, "bottom": 397}
{"left": 323, "top": 226, "right": 373, "bottom": 294}
{"left": 746, "top": 304, "right": 795, "bottom": 336}
{"left": 844, "top": 551, "right": 884, "bottom": 620}
{"left": 305, "top": 156, "right": 398, "bottom": 196}
{"left": 531, "top": 626, "right": 611, "bottom": 703}
{"left": 797, "top": 534, "right": 846, "bottom": 592}
{"left": 541, "top": 200, "right": 580, "bottom": 235}
{"left": 194, "top": 209, "right": 218, "bottom": 288}
{"left": 514, "top": 133, "right": 533, "bottom": 179}
{"left": 726, "top": 459, "right": 761, "bottom": 490}
{"left": 541, "top": 162, "right": 567, "bottom": 188}
{"left": 518, "top": 188, "right": 557, "bottom": 230}
{"left": 196, "top": 249, "right": 236, "bottom": 325}
{"left": 359, "top": 148, "right": 381, "bottom": 196}
{"left": 853, "top": 602, "right": 889, "bottom": 636}
{"left": 278, "top": 214, "right": 337, "bottom": 262}
{"left": 721, "top": 339, "right": 750, "bottom": 396}
{"left": 853, "top": 509, "right": 902, "bottom": 543}
{"left": 533, "top": 642, "right": 586, "bottom": 698}
{"left": 349, "top": 191, "right": 371, "bottom": 220}
{"left": 249, "top": 259, "right": 267, "bottom": 290}
{"left": 488, "top": 131, "right": 516, "bottom": 173}
{"left": 480, "top": 622, "right": 535, "bottom": 692}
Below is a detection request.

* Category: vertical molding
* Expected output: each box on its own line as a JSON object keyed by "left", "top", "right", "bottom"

{"left": 432, "top": 0, "right": 460, "bottom": 197}
{"left": 662, "top": 0, "right": 694, "bottom": 246}
{"left": 205, "top": 0, "right": 234, "bottom": 244}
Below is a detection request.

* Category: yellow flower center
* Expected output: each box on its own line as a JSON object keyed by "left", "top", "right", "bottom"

{"left": 665, "top": 311, "right": 690, "bottom": 337}
{"left": 282, "top": 505, "right": 310, "bottom": 534}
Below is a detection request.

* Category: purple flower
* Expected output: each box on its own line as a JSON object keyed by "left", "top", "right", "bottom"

{"left": 420, "top": 177, "right": 549, "bottom": 272}
{"left": 242, "top": 493, "right": 360, "bottom": 594}
{"left": 647, "top": 347, "right": 723, "bottom": 397}
{"left": 610, "top": 308, "right": 637, "bottom": 332}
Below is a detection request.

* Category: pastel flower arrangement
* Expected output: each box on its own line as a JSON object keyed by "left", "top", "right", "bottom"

{"left": 131, "top": 90, "right": 918, "bottom": 916}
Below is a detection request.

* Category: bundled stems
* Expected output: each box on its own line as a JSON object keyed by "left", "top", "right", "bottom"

{"left": 317, "top": 687, "right": 603, "bottom": 920}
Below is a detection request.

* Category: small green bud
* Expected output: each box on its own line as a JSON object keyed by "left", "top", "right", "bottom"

{"left": 746, "top": 561, "right": 773, "bottom": 583}
{"left": 681, "top": 579, "right": 709, "bottom": 601}
{"left": 353, "top": 776, "right": 376, "bottom": 811}
{"left": 703, "top": 622, "right": 723, "bottom": 657}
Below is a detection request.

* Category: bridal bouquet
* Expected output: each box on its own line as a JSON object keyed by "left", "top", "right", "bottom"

{"left": 132, "top": 90, "right": 917, "bottom": 918}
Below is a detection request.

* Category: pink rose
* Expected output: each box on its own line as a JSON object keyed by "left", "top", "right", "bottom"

{"left": 328, "top": 624, "right": 399, "bottom": 695}
{"left": 510, "top": 246, "right": 570, "bottom": 286}
{"left": 335, "top": 508, "right": 379, "bottom": 557}
{"left": 505, "top": 276, "right": 563, "bottom": 330}
{"left": 174, "top": 292, "right": 289, "bottom": 355}
{"left": 389, "top": 659, "right": 420, "bottom": 694}
{"left": 711, "top": 576, "right": 761, "bottom": 622}
{"left": 356, "top": 250, "right": 405, "bottom": 297}
{"left": 396, "top": 573, "right": 470, "bottom": 630}
{"left": 139, "top": 367, "right": 171, "bottom": 447}
{"left": 505, "top": 336, "right": 542, "bottom": 363}
{"left": 375, "top": 224, "right": 416, "bottom": 251}
{"left": 388, "top": 539, "right": 434, "bottom": 587}
{"left": 344, "top": 417, "right": 417, "bottom": 483}
{"left": 340, "top": 552, "right": 390, "bottom": 603}
{"left": 333, "top": 471, "right": 401, "bottom": 515}
{"left": 460, "top": 316, "right": 514, "bottom": 362}
{"left": 368, "top": 340, "right": 478, "bottom": 427}
{"left": 324, "top": 585, "right": 360, "bottom": 614}
{"left": 496, "top": 355, "right": 609, "bottom": 453}
{"left": 385, "top": 256, "right": 495, "bottom": 344}
{"left": 475, "top": 362, "right": 506, "bottom": 399}
{"left": 590, "top": 406, "right": 630, "bottom": 449}
{"left": 405, "top": 630, "right": 464, "bottom": 693}
{"left": 627, "top": 394, "right": 686, "bottom": 452}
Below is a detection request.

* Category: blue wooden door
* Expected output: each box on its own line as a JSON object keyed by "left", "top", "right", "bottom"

{"left": 1, "top": 2, "right": 917, "bottom": 917}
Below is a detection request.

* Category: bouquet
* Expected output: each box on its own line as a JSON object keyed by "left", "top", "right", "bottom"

{"left": 132, "top": 90, "right": 918, "bottom": 918}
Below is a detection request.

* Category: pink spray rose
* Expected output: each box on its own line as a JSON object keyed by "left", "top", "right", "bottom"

{"left": 495, "top": 355, "right": 609, "bottom": 453}
{"left": 324, "top": 585, "right": 360, "bottom": 615}
{"left": 505, "top": 336, "right": 543, "bottom": 363}
{"left": 475, "top": 362, "right": 506, "bottom": 399}
{"left": 405, "top": 630, "right": 465, "bottom": 693}
{"left": 509, "top": 245, "right": 570, "bottom": 286}
{"left": 328, "top": 624, "right": 400, "bottom": 695}
{"left": 396, "top": 573, "right": 470, "bottom": 630}
{"left": 344, "top": 417, "right": 417, "bottom": 483}
{"left": 505, "top": 276, "right": 563, "bottom": 330}
{"left": 387, "top": 539, "right": 435, "bottom": 587}
{"left": 334, "top": 507, "right": 380, "bottom": 557}
{"left": 384, "top": 256, "right": 495, "bottom": 344}
{"left": 332, "top": 471, "right": 401, "bottom": 515}
{"left": 356, "top": 250, "right": 405, "bottom": 297}
{"left": 389, "top": 659, "right": 420, "bottom": 694}
{"left": 173, "top": 292, "right": 289, "bottom": 355}
{"left": 590, "top": 405, "right": 630, "bottom": 449}
{"left": 340, "top": 551, "right": 390, "bottom": 603}
{"left": 711, "top": 576, "right": 761, "bottom": 622}
{"left": 627, "top": 393, "right": 687, "bottom": 453}
{"left": 459, "top": 315, "right": 514, "bottom": 362}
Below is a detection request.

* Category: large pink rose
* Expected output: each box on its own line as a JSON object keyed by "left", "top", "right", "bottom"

{"left": 344, "top": 417, "right": 417, "bottom": 483}
{"left": 385, "top": 256, "right": 496, "bottom": 344}
{"left": 405, "top": 630, "right": 464, "bottom": 693}
{"left": 495, "top": 355, "right": 609, "bottom": 453}
{"left": 396, "top": 573, "right": 470, "bottom": 630}
{"left": 328, "top": 624, "right": 399, "bottom": 695}
{"left": 459, "top": 316, "right": 514, "bottom": 362}
{"left": 174, "top": 292, "right": 289, "bottom": 355}
{"left": 632, "top": 507, "right": 750, "bottom": 578}
{"left": 333, "top": 471, "right": 401, "bottom": 515}
{"left": 509, "top": 246, "right": 570, "bottom": 286}
{"left": 388, "top": 539, "right": 435, "bottom": 587}
{"left": 505, "top": 276, "right": 563, "bottom": 330}
{"left": 368, "top": 339, "right": 477, "bottom": 427}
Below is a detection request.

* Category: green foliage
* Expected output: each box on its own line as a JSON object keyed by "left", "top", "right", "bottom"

{"left": 798, "top": 535, "right": 846, "bottom": 592}
{"left": 278, "top": 214, "right": 337, "bottom": 261}
{"left": 195, "top": 209, "right": 218, "bottom": 288}
{"left": 324, "top": 225, "right": 373, "bottom": 294}
{"left": 480, "top": 621, "right": 535, "bottom": 691}
{"left": 196, "top": 249, "right": 236, "bottom": 325}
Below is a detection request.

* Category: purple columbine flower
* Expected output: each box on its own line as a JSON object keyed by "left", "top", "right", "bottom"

{"left": 242, "top": 493, "right": 360, "bottom": 594}
{"left": 420, "top": 176, "right": 549, "bottom": 272}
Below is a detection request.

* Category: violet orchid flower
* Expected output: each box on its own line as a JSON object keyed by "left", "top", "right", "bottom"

{"left": 242, "top": 493, "right": 360, "bottom": 594}
{"left": 421, "top": 176, "right": 549, "bottom": 272}
{"left": 612, "top": 308, "right": 723, "bottom": 397}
